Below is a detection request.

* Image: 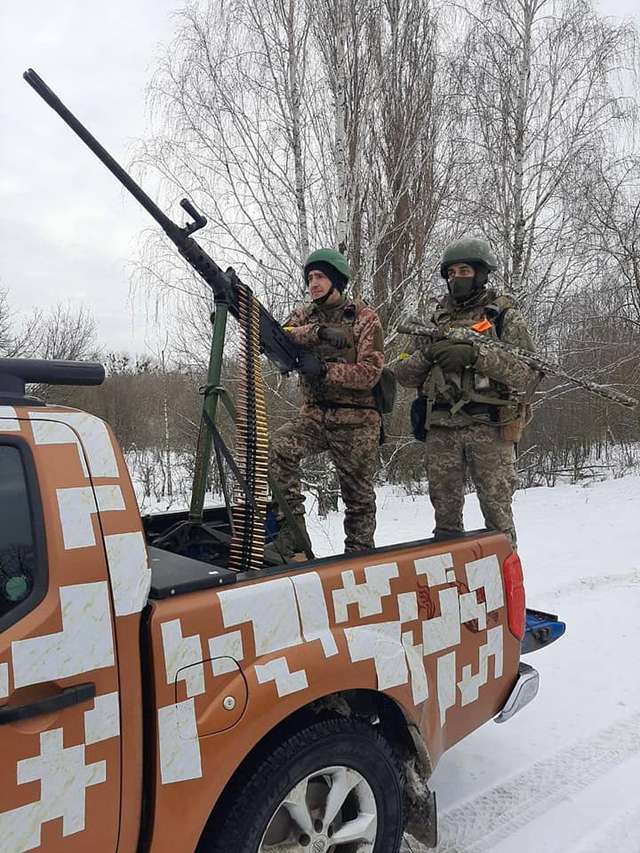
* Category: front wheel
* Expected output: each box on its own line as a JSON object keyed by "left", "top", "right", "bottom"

{"left": 203, "top": 716, "right": 406, "bottom": 853}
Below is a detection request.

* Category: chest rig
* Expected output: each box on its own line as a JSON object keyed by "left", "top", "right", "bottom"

{"left": 423, "top": 293, "right": 516, "bottom": 427}
{"left": 300, "top": 299, "right": 374, "bottom": 408}
{"left": 305, "top": 300, "right": 359, "bottom": 365}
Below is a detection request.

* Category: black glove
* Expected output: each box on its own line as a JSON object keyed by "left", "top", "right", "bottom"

{"left": 431, "top": 339, "right": 476, "bottom": 372}
{"left": 297, "top": 350, "right": 327, "bottom": 378}
{"left": 318, "top": 325, "right": 350, "bottom": 349}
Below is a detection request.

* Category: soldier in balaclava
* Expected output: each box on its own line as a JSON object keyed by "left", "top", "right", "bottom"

{"left": 394, "top": 236, "right": 536, "bottom": 547}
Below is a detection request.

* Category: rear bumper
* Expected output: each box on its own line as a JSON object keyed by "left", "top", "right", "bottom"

{"left": 494, "top": 662, "right": 539, "bottom": 724}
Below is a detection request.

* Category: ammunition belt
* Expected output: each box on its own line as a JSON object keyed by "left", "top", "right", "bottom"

{"left": 229, "top": 286, "right": 269, "bottom": 572}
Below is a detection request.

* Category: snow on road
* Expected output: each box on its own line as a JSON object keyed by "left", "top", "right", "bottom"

{"left": 305, "top": 475, "right": 640, "bottom": 853}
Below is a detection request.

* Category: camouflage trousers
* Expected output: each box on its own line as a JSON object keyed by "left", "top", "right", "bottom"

{"left": 270, "top": 414, "right": 380, "bottom": 553}
{"left": 425, "top": 423, "right": 519, "bottom": 547}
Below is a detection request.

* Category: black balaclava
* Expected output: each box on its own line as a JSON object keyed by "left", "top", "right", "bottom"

{"left": 448, "top": 262, "right": 489, "bottom": 306}
{"left": 305, "top": 261, "right": 348, "bottom": 305}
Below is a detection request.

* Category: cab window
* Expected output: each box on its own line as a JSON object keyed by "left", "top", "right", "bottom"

{"left": 0, "top": 444, "right": 46, "bottom": 628}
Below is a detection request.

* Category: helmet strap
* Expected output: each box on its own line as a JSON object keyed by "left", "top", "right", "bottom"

{"left": 473, "top": 265, "right": 489, "bottom": 288}
{"left": 312, "top": 285, "right": 335, "bottom": 305}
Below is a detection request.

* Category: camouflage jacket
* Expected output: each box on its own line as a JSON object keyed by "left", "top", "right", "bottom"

{"left": 284, "top": 297, "right": 384, "bottom": 427}
{"left": 394, "top": 289, "right": 536, "bottom": 427}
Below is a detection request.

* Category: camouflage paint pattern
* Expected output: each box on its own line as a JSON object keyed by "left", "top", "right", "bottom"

{"left": 0, "top": 403, "right": 523, "bottom": 853}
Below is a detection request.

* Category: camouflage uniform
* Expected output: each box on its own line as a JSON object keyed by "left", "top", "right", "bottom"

{"left": 395, "top": 288, "right": 535, "bottom": 546}
{"left": 271, "top": 296, "right": 384, "bottom": 554}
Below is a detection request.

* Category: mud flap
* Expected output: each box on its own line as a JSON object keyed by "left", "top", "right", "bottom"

{"left": 403, "top": 723, "right": 438, "bottom": 847}
{"left": 405, "top": 784, "right": 437, "bottom": 848}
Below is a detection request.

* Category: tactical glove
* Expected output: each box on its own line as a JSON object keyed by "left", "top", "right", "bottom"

{"left": 317, "top": 325, "right": 350, "bottom": 349}
{"left": 297, "top": 350, "right": 327, "bottom": 378}
{"left": 431, "top": 339, "right": 476, "bottom": 372}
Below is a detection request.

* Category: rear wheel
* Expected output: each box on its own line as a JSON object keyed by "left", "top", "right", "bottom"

{"left": 203, "top": 717, "right": 406, "bottom": 853}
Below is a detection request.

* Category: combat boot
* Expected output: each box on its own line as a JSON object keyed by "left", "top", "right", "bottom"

{"left": 433, "top": 527, "right": 464, "bottom": 541}
{"left": 269, "top": 515, "right": 311, "bottom": 564}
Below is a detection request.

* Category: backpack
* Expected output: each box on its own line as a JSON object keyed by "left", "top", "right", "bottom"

{"left": 373, "top": 367, "right": 397, "bottom": 415}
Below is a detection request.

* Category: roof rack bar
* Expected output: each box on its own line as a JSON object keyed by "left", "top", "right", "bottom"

{"left": 0, "top": 359, "right": 105, "bottom": 396}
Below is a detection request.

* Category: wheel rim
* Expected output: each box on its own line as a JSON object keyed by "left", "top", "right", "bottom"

{"left": 259, "top": 764, "right": 378, "bottom": 852}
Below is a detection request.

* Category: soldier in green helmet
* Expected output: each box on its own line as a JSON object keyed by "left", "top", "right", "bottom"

{"left": 270, "top": 248, "right": 385, "bottom": 561}
{"left": 394, "top": 235, "right": 536, "bottom": 547}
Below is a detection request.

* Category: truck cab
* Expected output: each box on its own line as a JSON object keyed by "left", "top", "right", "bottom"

{"left": 0, "top": 359, "right": 552, "bottom": 853}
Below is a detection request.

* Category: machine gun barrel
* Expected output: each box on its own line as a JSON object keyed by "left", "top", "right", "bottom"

{"left": 24, "top": 68, "right": 180, "bottom": 238}
{"left": 23, "top": 68, "right": 316, "bottom": 376}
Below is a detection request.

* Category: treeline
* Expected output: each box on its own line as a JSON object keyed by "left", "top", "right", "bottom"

{"left": 37, "top": 308, "right": 639, "bottom": 510}
{"left": 3, "top": 293, "right": 636, "bottom": 505}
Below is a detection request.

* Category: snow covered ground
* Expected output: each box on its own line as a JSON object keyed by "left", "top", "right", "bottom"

{"left": 137, "top": 473, "right": 640, "bottom": 851}
{"left": 339, "top": 476, "right": 640, "bottom": 853}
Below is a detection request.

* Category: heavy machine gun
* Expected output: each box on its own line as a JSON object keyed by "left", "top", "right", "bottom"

{"left": 24, "top": 68, "right": 316, "bottom": 569}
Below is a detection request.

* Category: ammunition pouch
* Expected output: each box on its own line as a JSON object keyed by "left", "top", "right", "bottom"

{"left": 499, "top": 402, "right": 532, "bottom": 443}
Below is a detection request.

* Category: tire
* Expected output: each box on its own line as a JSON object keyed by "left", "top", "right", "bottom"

{"left": 202, "top": 716, "right": 406, "bottom": 853}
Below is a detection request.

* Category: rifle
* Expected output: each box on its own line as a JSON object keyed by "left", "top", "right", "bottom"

{"left": 398, "top": 319, "right": 638, "bottom": 411}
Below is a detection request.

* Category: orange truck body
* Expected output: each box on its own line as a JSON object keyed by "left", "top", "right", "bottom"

{"left": 0, "top": 404, "right": 526, "bottom": 852}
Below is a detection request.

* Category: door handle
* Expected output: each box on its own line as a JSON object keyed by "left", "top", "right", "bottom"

{"left": 0, "top": 682, "right": 96, "bottom": 724}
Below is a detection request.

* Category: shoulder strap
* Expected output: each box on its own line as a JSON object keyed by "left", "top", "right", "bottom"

{"left": 495, "top": 307, "right": 510, "bottom": 340}
{"left": 343, "top": 301, "right": 358, "bottom": 323}
{"left": 301, "top": 302, "right": 315, "bottom": 321}
{"left": 489, "top": 295, "right": 515, "bottom": 339}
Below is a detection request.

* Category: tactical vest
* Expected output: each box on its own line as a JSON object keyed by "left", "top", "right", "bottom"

{"left": 423, "top": 292, "right": 524, "bottom": 430}
{"left": 300, "top": 299, "right": 377, "bottom": 409}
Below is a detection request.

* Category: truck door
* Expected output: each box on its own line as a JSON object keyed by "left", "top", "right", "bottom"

{"left": 0, "top": 417, "right": 121, "bottom": 853}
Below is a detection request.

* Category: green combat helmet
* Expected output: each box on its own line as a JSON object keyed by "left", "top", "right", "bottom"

{"left": 303, "top": 248, "right": 351, "bottom": 302}
{"left": 439, "top": 236, "right": 498, "bottom": 279}
{"left": 304, "top": 248, "right": 351, "bottom": 281}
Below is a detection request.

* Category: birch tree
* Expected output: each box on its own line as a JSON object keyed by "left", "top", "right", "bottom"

{"left": 134, "top": 0, "right": 323, "bottom": 320}
{"left": 575, "top": 153, "right": 640, "bottom": 325}
{"left": 0, "top": 290, "right": 14, "bottom": 356}
{"left": 363, "top": 0, "right": 450, "bottom": 329}
{"left": 450, "top": 0, "right": 637, "bottom": 329}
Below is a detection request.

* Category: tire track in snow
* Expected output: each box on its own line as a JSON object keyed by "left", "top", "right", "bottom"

{"left": 539, "top": 569, "right": 640, "bottom": 602}
{"left": 403, "top": 711, "right": 640, "bottom": 853}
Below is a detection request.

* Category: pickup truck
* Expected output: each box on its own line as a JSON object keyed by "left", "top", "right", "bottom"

{"left": 0, "top": 359, "right": 564, "bottom": 853}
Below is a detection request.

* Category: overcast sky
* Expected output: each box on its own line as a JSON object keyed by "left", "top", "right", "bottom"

{"left": 1, "top": 0, "right": 638, "bottom": 356}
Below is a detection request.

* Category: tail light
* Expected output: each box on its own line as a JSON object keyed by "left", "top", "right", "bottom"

{"left": 503, "top": 552, "right": 525, "bottom": 640}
